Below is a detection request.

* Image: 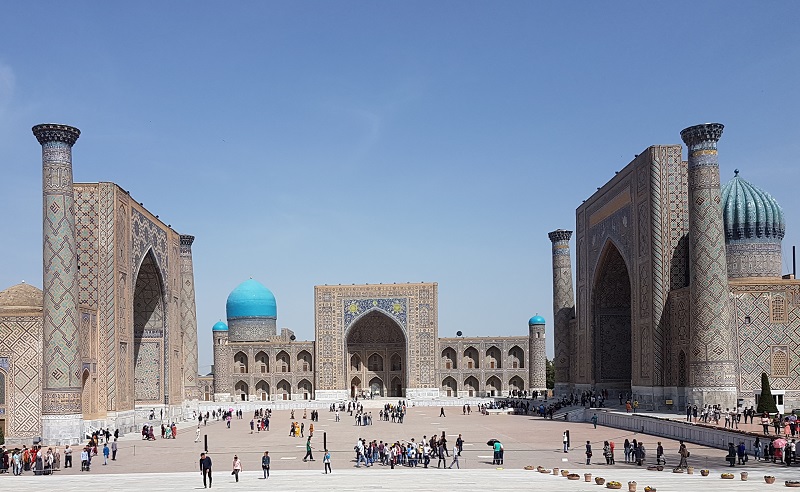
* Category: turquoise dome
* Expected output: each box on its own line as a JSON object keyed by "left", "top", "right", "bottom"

{"left": 722, "top": 170, "right": 785, "bottom": 242}
{"left": 212, "top": 321, "right": 228, "bottom": 332}
{"left": 529, "top": 315, "right": 546, "bottom": 325}
{"left": 226, "top": 279, "right": 277, "bottom": 319}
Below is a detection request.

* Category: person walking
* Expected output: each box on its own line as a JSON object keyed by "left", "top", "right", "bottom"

{"left": 585, "top": 441, "right": 592, "bottom": 465}
{"left": 199, "top": 452, "right": 212, "bottom": 488}
{"left": 323, "top": 449, "right": 332, "bottom": 474}
{"left": 231, "top": 455, "right": 242, "bottom": 482}
{"left": 456, "top": 434, "right": 464, "bottom": 456}
{"left": 261, "top": 451, "right": 270, "bottom": 479}
{"left": 448, "top": 450, "right": 460, "bottom": 469}
{"left": 111, "top": 439, "right": 118, "bottom": 461}
{"left": 591, "top": 413, "right": 598, "bottom": 429}
{"left": 563, "top": 431, "right": 569, "bottom": 453}
{"left": 195, "top": 426, "right": 201, "bottom": 443}
{"left": 304, "top": 437, "right": 315, "bottom": 461}
{"left": 678, "top": 441, "right": 689, "bottom": 470}
{"left": 102, "top": 443, "right": 110, "bottom": 465}
{"left": 440, "top": 407, "right": 446, "bottom": 417}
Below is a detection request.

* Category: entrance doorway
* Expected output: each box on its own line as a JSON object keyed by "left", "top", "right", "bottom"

{"left": 133, "top": 250, "right": 166, "bottom": 404}
{"left": 346, "top": 310, "right": 406, "bottom": 398}
{"left": 592, "top": 242, "right": 632, "bottom": 394}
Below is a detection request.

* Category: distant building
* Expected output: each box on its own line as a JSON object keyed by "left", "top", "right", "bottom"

{"left": 211, "top": 282, "right": 547, "bottom": 401}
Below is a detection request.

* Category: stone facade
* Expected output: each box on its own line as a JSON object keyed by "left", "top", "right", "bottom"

{"left": 0, "top": 124, "right": 200, "bottom": 446}
{"left": 210, "top": 282, "right": 544, "bottom": 401}
{"left": 555, "top": 123, "right": 800, "bottom": 410}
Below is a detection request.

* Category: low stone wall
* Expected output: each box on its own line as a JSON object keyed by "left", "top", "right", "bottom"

{"left": 585, "top": 409, "right": 763, "bottom": 452}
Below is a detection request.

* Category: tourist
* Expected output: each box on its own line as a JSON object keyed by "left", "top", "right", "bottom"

{"left": 623, "top": 439, "right": 631, "bottom": 462}
{"left": 754, "top": 437, "right": 762, "bottom": 461}
{"left": 737, "top": 441, "right": 747, "bottom": 465}
{"left": 102, "top": 443, "right": 109, "bottom": 465}
{"left": 200, "top": 452, "right": 212, "bottom": 488}
{"left": 563, "top": 431, "right": 569, "bottom": 453}
{"left": 656, "top": 441, "right": 664, "bottom": 465}
{"left": 64, "top": 445, "right": 72, "bottom": 468}
{"left": 603, "top": 441, "right": 611, "bottom": 465}
{"left": 440, "top": 407, "right": 446, "bottom": 417}
{"left": 591, "top": 413, "right": 598, "bottom": 429}
{"left": 80, "top": 447, "right": 90, "bottom": 472}
{"left": 231, "top": 455, "right": 242, "bottom": 482}
{"left": 448, "top": 449, "right": 460, "bottom": 469}
{"left": 726, "top": 442, "right": 737, "bottom": 466}
{"left": 456, "top": 433, "right": 464, "bottom": 455}
{"left": 678, "top": 441, "right": 689, "bottom": 469}
{"left": 261, "top": 451, "right": 270, "bottom": 479}
{"left": 761, "top": 413, "right": 771, "bottom": 435}
{"left": 585, "top": 440, "right": 592, "bottom": 465}
{"left": 303, "top": 436, "right": 315, "bottom": 461}
{"left": 323, "top": 449, "right": 332, "bottom": 474}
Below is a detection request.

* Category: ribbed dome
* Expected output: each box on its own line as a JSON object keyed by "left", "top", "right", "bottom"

{"left": 0, "top": 282, "right": 43, "bottom": 309}
{"left": 529, "top": 315, "right": 546, "bottom": 325}
{"left": 722, "top": 170, "right": 785, "bottom": 243}
{"left": 212, "top": 321, "right": 228, "bottom": 332}
{"left": 226, "top": 279, "right": 277, "bottom": 319}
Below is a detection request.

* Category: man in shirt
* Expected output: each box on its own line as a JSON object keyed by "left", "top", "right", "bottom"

{"left": 111, "top": 439, "right": 118, "bottom": 460}
{"left": 199, "top": 452, "right": 212, "bottom": 488}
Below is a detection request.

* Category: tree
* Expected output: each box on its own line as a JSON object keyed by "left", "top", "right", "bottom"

{"left": 757, "top": 372, "right": 779, "bottom": 414}
{"left": 546, "top": 358, "right": 555, "bottom": 389}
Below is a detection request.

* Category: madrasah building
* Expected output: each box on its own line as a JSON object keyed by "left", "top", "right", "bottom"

{"left": 550, "top": 123, "right": 800, "bottom": 412}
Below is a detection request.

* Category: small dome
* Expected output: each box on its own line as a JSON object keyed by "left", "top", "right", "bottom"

{"left": 212, "top": 321, "right": 228, "bottom": 332}
{"left": 226, "top": 279, "right": 277, "bottom": 319}
{"left": 722, "top": 170, "right": 785, "bottom": 242}
{"left": 529, "top": 315, "right": 546, "bottom": 325}
{"left": 0, "top": 282, "right": 43, "bottom": 309}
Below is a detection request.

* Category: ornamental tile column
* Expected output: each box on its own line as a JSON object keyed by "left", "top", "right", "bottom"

{"left": 33, "top": 123, "right": 83, "bottom": 444}
{"left": 548, "top": 229, "right": 575, "bottom": 395}
{"left": 180, "top": 235, "right": 200, "bottom": 400}
{"left": 680, "top": 123, "right": 737, "bottom": 409}
{"left": 528, "top": 317, "right": 547, "bottom": 391}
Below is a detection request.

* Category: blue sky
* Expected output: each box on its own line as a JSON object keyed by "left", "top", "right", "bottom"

{"left": 1, "top": 2, "right": 799, "bottom": 373}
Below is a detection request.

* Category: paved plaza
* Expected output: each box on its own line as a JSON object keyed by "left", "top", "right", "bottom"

{"left": 5, "top": 404, "right": 800, "bottom": 490}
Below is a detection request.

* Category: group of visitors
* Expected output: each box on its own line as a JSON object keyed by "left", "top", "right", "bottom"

{"left": 0, "top": 445, "right": 59, "bottom": 475}
{"left": 352, "top": 431, "right": 464, "bottom": 469}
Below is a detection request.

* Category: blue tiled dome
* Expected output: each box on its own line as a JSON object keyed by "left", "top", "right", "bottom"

{"left": 212, "top": 321, "right": 228, "bottom": 332}
{"left": 226, "top": 279, "right": 277, "bottom": 319}
{"left": 529, "top": 315, "right": 546, "bottom": 325}
{"left": 722, "top": 170, "right": 785, "bottom": 243}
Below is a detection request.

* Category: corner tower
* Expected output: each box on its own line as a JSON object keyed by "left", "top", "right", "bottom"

{"left": 528, "top": 315, "right": 547, "bottom": 393}
{"left": 680, "top": 123, "right": 737, "bottom": 408}
{"left": 548, "top": 229, "right": 574, "bottom": 395}
{"left": 33, "top": 123, "right": 83, "bottom": 444}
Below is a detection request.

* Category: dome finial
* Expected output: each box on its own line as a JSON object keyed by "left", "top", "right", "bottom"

{"left": 734, "top": 169, "right": 739, "bottom": 176}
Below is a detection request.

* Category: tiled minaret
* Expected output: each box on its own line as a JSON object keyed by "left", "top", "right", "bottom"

{"left": 528, "top": 316, "right": 547, "bottom": 392}
{"left": 33, "top": 123, "right": 83, "bottom": 444}
{"left": 180, "top": 235, "right": 200, "bottom": 400}
{"left": 548, "top": 229, "right": 575, "bottom": 394}
{"left": 680, "top": 123, "right": 737, "bottom": 409}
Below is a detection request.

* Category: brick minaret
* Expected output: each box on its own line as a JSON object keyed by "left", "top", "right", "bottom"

{"left": 180, "top": 235, "right": 200, "bottom": 400}
{"left": 548, "top": 229, "right": 575, "bottom": 395}
{"left": 528, "top": 316, "right": 547, "bottom": 392}
{"left": 680, "top": 123, "right": 737, "bottom": 409}
{"left": 33, "top": 123, "right": 83, "bottom": 444}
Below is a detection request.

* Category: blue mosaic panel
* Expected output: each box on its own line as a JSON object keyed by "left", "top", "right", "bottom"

{"left": 342, "top": 298, "right": 407, "bottom": 329}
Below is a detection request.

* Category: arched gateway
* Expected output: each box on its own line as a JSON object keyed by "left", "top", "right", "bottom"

{"left": 313, "top": 283, "right": 440, "bottom": 400}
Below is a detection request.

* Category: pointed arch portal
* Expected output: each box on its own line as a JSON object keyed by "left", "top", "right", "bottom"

{"left": 346, "top": 310, "right": 406, "bottom": 398}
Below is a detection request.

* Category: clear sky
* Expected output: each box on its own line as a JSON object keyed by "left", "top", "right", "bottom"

{"left": 1, "top": 2, "right": 798, "bottom": 374}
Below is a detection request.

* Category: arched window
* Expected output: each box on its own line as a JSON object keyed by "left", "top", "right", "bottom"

{"left": 276, "top": 351, "right": 290, "bottom": 373}
{"left": 255, "top": 351, "right": 269, "bottom": 373}
{"left": 234, "top": 352, "right": 248, "bottom": 374}
{"left": 298, "top": 350, "right": 312, "bottom": 372}
{"left": 351, "top": 354, "right": 361, "bottom": 372}
{"left": 508, "top": 346, "right": 525, "bottom": 369}
{"left": 464, "top": 347, "right": 479, "bottom": 369}
{"left": 486, "top": 346, "right": 502, "bottom": 369}
{"left": 772, "top": 346, "right": 789, "bottom": 377}
{"left": 442, "top": 347, "right": 457, "bottom": 370}
{"left": 235, "top": 381, "right": 249, "bottom": 401}
{"left": 390, "top": 353, "right": 402, "bottom": 372}
{"left": 256, "top": 380, "right": 270, "bottom": 401}
{"left": 368, "top": 353, "right": 384, "bottom": 372}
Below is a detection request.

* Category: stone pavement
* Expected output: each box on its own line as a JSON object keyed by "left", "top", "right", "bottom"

{"left": 5, "top": 405, "right": 800, "bottom": 490}
{"left": 7, "top": 467, "right": 800, "bottom": 492}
